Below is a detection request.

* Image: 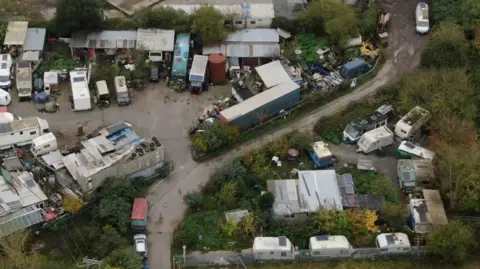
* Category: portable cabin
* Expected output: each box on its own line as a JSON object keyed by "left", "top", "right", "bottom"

{"left": 356, "top": 126, "right": 394, "bottom": 154}
{"left": 308, "top": 141, "right": 336, "bottom": 168}
{"left": 396, "top": 141, "right": 434, "bottom": 161}
{"left": 131, "top": 198, "right": 148, "bottom": 232}
{"left": 394, "top": 106, "right": 430, "bottom": 140}
{"left": 70, "top": 70, "right": 91, "bottom": 111}
{"left": 189, "top": 55, "right": 209, "bottom": 92}
{"left": 376, "top": 233, "right": 411, "bottom": 253}
{"left": 343, "top": 104, "right": 394, "bottom": 143}
{"left": 44, "top": 71, "right": 59, "bottom": 93}
{"left": 252, "top": 236, "right": 295, "bottom": 260}
{"left": 114, "top": 76, "right": 130, "bottom": 106}
{"left": 309, "top": 235, "right": 353, "bottom": 257}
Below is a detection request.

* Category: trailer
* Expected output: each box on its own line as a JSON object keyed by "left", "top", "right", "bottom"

{"left": 396, "top": 141, "right": 434, "bottom": 161}
{"left": 31, "top": 132, "right": 57, "bottom": 156}
{"left": 171, "top": 33, "right": 191, "bottom": 90}
{"left": 189, "top": 55, "right": 209, "bottom": 94}
{"left": 394, "top": 106, "right": 430, "bottom": 140}
{"left": 16, "top": 61, "right": 32, "bottom": 101}
{"left": 114, "top": 76, "right": 130, "bottom": 106}
{"left": 131, "top": 198, "right": 148, "bottom": 232}
{"left": 70, "top": 70, "right": 92, "bottom": 111}
{"left": 375, "top": 233, "right": 411, "bottom": 253}
{"left": 0, "top": 117, "right": 50, "bottom": 150}
{"left": 356, "top": 126, "right": 394, "bottom": 154}
{"left": 343, "top": 104, "right": 394, "bottom": 143}
{"left": 253, "top": 237, "right": 295, "bottom": 260}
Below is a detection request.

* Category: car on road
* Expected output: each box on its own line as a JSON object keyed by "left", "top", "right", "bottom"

{"left": 134, "top": 234, "right": 148, "bottom": 259}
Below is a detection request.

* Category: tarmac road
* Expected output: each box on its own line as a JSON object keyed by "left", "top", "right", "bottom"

{"left": 145, "top": 0, "right": 427, "bottom": 268}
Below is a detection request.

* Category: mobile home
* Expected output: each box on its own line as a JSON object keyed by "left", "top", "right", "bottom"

{"left": 376, "top": 233, "right": 411, "bottom": 252}
{"left": 30, "top": 132, "right": 57, "bottom": 156}
{"left": 70, "top": 71, "right": 91, "bottom": 111}
{"left": 171, "top": 33, "right": 191, "bottom": 88}
{"left": 0, "top": 117, "right": 50, "bottom": 150}
{"left": 398, "top": 159, "right": 435, "bottom": 193}
{"left": 252, "top": 236, "right": 295, "bottom": 260}
{"left": 356, "top": 126, "right": 394, "bottom": 154}
{"left": 394, "top": 106, "right": 430, "bottom": 140}
{"left": 309, "top": 235, "right": 353, "bottom": 257}
{"left": 343, "top": 104, "right": 394, "bottom": 143}
{"left": 0, "top": 54, "right": 13, "bottom": 91}
{"left": 16, "top": 61, "right": 32, "bottom": 100}
{"left": 396, "top": 141, "right": 434, "bottom": 161}
{"left": 308, "top": 141, "right": 336, "bottom": 168}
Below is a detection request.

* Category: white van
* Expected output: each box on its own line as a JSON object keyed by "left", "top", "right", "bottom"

{"left": 415, "top": 2, "right": 429, "bottom": 34}
{"left": 114, "top": 76, "right": 131, "bottom": 106}
{"left": 0, "top": 90, "right": 11, "bottom": 106}
{"left": 0, "top": 54, "right": 13, "bottom": 91}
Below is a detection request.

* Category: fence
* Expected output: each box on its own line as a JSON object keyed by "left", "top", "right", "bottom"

{"left": 173, "top": 247, "right": 426, "bottom": 268}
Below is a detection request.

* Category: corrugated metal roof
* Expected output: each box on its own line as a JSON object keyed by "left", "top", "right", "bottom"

{"left": 4, "top": 21, "right": 28, "bottom": 45}
{"left": 255, "top": 60, "right": 291, "bottom": 88}
{"left": 131, "top": 198, "right": 148, "bottom": 220}
{"left": 21, "top": 51, "right": 40, "bottom": 62}
{"left": 0, "top": 205, "right": 43, "bottom": 238}
{"left": 225, "top": 29, "right": 279, "bottom": 43}
{"left": 202, "top": 45, "right": 221, "bottom": 55}
{"left": 23, "top": 28, "right": 46, "bottom": 51}
{"left": 267, "top": 179, "right": 302, "bottom": 216}
{"left": 252, "top": 44, "right": 280, "bottom": 57}
{"left": 298, "top": 170, "right": 343, "bottom": 211}
{"left": 220, "top": 80, "right": 299, "bottom": 121}
{"left": 136, "top": 29, "right": 175, "bottom": 51}
{"left": 70, "top": 31, "right": 137, "bottom": 49}
{"left": 226, "top": 44, "right": 250, "bottom": 57}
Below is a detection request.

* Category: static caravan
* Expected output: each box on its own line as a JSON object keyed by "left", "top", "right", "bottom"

{"left": 356, "top": 126, "right": 394, "bottom": 154}
{"left": 308, "top": 141, "right": 336, "bottom": 168}
{"left": 0, "top": 117, "right": 50, "bottom": 150}
{"left": 394, "top": 106, "right": 430, "bottom": 140}
{"left": 343, "top": 104, "right": 394, "bottom": 143}
{"left": 70, "top": 71, "right": 91, "bottom": 111}
{"left": 398, "top": 159, "right": 435, "bottom": 193}
{"left": 309, "top": 235, "right": 353, "bottom": 257}
{"left": 396, "top": 141, "right": 434, "bottom": 161}
{"left": 376, "top": 233, "right": 411, "bottom": 253}
{"left": 252, "top": 236, "right": 295, "bottom": 260}
{"left": 30, "top": 132, "right": 57, "bottom": 156}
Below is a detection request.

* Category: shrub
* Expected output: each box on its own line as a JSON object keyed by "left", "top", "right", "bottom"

{"left": 426, "top": 221, "right": 475, "bottom": 264}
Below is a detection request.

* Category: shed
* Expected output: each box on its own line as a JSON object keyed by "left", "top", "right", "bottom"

{"left": 267, "top": 179, "right": 302, "bottom": 217}
{"left": 224, "top": 209, "right": 249, "bottom": 223}
{"left": 298, "top": 170, "right": 343, "bottom": 211}
{"left": 23, "top": 28, "right": 46, "bottom": 51}
{"left": 422, "top": 189, "right": 448, "bottom": 227}
{"left": 136, "top": 29, "right": 175, "bottom": 52}
{"left": 4, "top": 21, "right": 28, "bottom": 46}
{"left": 255, "top": 60, "right": 291, "bottom": 88}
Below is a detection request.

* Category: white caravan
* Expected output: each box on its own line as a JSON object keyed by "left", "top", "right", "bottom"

{"left": 376, "top": 233, "right": 411, "bottom": 253}
{"left": 394, "top": 106, "right": 430, "bottom": 140}
{"left": 70, "top": 70, "right": 92, "bottom": 111}
{"left": 252, "top": 236, "right": 295, "bottom": 260}
{"left": 0, "top": 117, "right": 50, "bottom": 149}
{"left": 356, "top": 126, "right": 394, "bottom": 154}
{"left": 0, "top": 54, "right": 13, "bottom": 91}
{"left": 309, "top": 235, "right": 353, "bottom": 257}
{"left": 31, "top": 132, "right": 58, "bottom": 156}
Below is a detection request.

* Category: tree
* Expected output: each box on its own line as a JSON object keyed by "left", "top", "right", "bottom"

{"left": 238, "top": 213, "right": 260, "bottom": 239}
{"left": 102, "top": 248, "right": 142, "bottom": 269}
{"left": 216, "top": 181, "right": 238, "bottom": 209}
{"left": 191, "top": 122, "right": 238, "bottom": 154}
{"left": 62, "top": 195, "right": 85, "bottom": 213}
{"left": 55, "top": 0, "right": 103, "bottom": 35}
{"left": 286, "top": 131, "right": 314, "bottom": 152}
{"left": 258, "top": 192, "right": 275, "bottom": 211}
{"left": 96, "top": 195, "right": 133, "bottom": 233}
{"left": 421, "top": 22, "right": 469, "bottom": 68}
{"left": 460, "top": 0, "right": 480, "bottom": 32}
{"left": 134, "top": 7, "right": 191, "bottom": 32}
{"left": 93, "top": 225, "right": 130, "bottom": 258}
{"left": 0, "top": 232, "right": 47, "bottom": 269}
{"left": 426, "top": 221, "right": 474, "bottom": 264}
{"left": 299, "top": 0, "right": 359, "bottom": 44}
{"left": 311, "top": 210, "right": 353, "bottom": 237}
{"left": 380, "top": 203, "right": 409, "bottom": 232}
{"left": 191, "top": 5, "right": 228, "bottom": 45}
{"left": 360, "top": 5, "right": 379, "bottom": 42}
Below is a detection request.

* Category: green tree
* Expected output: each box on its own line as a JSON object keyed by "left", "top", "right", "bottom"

{"left": 380, "top": 203, "right": 409, "bottom": 232}
{"left": 311, "top": 210, "right": 353, "bottom": 237}
{"left": 238, "top": 213, "right": 260, "bottom": 239}
{"left": 96, "top": 195, "right": 132, "bottom": 233}
{"left": 216, "top": 181, "right": 238, "bottom": 209}
{"left": 0, "top": 24, "right": 7, "bottom": 44}
{"left": 94, "top": 225, "right": 130, "bottom": 258}
{"left": 421, "top": 22, "right": 468, "bottom": 68}
{"left": 55, "top": 0, "right": 103, "bottom": 35}
{"left": 134, "top": 7, "right": 191, "bottom": 32}
{"left": 102, "top": 248, "right": 142, "bottom": 269}
{"left": 299, "top": 0, "right": 359, "bottom": 44}
{"left": 0, "top": 232, "right": 47, "bottom": 269}
{"left": 460, "top": 0, "right": 480, "bottom": 31}
{"left": 258, "top": 192, "right": 275, "bottom": 211}
{"left": 191, "top": 5, "right": 228, "bottom": 45}
{"left": 191, "top": 122, "right": 238, "bottom": 154}
{"left": 432, "top": 0, "right": 463, "bottom": 25}
{"left": 426, "top": 221, "right": 474, "bottom": 264}
{"left": 286, "top": 131, "right": 314, "bottom": 152}
{"left": 360, "top": 5, "right": 379, "bottom": 41}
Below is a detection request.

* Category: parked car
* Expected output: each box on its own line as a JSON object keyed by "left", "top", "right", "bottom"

{"left": 415, "top": 2, "right": 429, "bottom": 34}
{"left": 149, "top": 65, "right": 159, "bottom": 82}
{"left": 134, "top": 234, "right": 148, "bottom": 259}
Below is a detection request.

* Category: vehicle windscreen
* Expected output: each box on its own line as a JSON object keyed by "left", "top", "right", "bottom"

{"left": 417, "top": 21, "right": 429, "bottom": 28}
{"left": 344, "top": 124, "right": 359, "bottom": 139}
{"left": 0, "top": 76, "right": 9, "bottom": 82}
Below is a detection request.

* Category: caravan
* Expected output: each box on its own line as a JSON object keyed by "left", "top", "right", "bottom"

{"left": 114, "top": 76, "right": 131, "bottom": 106}
{"left": 70, "top": 71, "right": 92, "bottom": 111}
{"left": 309, "top": 235, "right": 353, "bottom": 257}
{"left": 0, "top": 54, "right": 13, "bottom": 91}
{"left": 30, "top": 132, "right": 58, "bottom": 156}
{"left": 189, "top": 55, "right": 209, "bottom": 94}
{"left": 396, "top": 141, "right": 434, "bottom": 161}
{"left": 0, "top": 117, "right": 50, "bottom": 149}
{"left": 252, "top": 237, "right": 295, "bottom": 260}
{"left": 356, "top": 126, "right": 394, "bottom": 154}
{"left": 394, "top": 106, "right": 430, "bottom": 140}
{"left": 343, "top": 104, "right": 394, "bottom": 143}
{"left": 376, "top": 233, "right": 411, "bottom": 253}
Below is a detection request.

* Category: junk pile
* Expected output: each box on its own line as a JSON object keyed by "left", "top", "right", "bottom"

{"left": 303, "top": 63, "right": 344, "bottom": 91}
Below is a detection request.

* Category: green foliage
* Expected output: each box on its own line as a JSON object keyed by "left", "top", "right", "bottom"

{"left": 300, "top": 0, "right": 359, "bottom": 44}
{"left": 380, "top": 203, "right": 409, "bottom": 232}
{"left": 258, "top": 192, "right": 275, "bottom": 212}
{"left": 134, "top": 7, "right": 191, "bottom": 32}
{"left": 432, "top": 0, "right": 463, "bottom": 25}
{"left": 102, "top": 247, "right": 142, "bottom": 269}
{"left": 312, "top": 210, "right": 353, "bottom": 236}
{"left": 271, "top": 17, "right": 302, "bottom": 35}
{"left": 102, "top": 18, "right": 138, "bottom": 30}
{"left": 216, "top": 181, "right": 238, "bottom": 209}
{"left": 426, "top": 221, "right": 475, "bottom": 264}
{"left": 191, "top": 122, "right": 239, "bottom": 155}
{"left": 286, "top": 131, "right": 314, "bottom": 152}
{"left": 37, "top": 44, "right": 77, "bottom": 75}
{"left": 80, "top": 225, "right": 130, "bottom": 259}
{"left": 338, "top": 166, "right": 398, "bottom": 204}
{"left": 421, "top": 22, "right": 469, "bottom": 68}
{"left": 183, "top": 190, "right": 203, "bottom": 212}
{"left": 238, "top": 213, "right": 260, "bottom": 239}
{"left": 191, "top": 5, "right": 228, "bottom": 45}
{"left": 55, "top": 0, "right": 103, "bottom": 35}
{"left": 0, "top": 24, "right": 7, "bottom": 44}
{"left": 221, "top": 219, "right": 238, "bottom": 237}
{"left": 298, "top": 34, "right": 328, "bottom": 65}
{"left": 360, "top": 5, "right": 379, "bottom": 42}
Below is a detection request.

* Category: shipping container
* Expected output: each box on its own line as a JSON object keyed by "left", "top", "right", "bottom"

{"left": 209, "top": 54, "right": 226, "bottom": 84}
{"left": 220, "top": 80, "right": 300, "bottom": 130}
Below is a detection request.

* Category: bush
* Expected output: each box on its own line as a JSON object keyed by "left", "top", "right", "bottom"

{"left": 191, "top": 122, "right": 239, "bottom": 156}
{"left": 426, "top": 221, "right": 475, "bottom": 264}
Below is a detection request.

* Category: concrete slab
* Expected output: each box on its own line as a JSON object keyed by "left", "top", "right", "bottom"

{"left": 106, "top": 0, "right": 163, "bottom": 15}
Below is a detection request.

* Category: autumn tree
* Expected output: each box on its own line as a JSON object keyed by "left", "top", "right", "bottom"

{"left": 421, "top": 22, "right": 469, "bottom": 68}
{"left": 238, "top": 213, "right": 260, "bottom": 239}
{"left": 134, "top": 7, "right": 191, "bottom": 32}
{"left": 300, "top": 0, "right": 359, "bottom": 45}
{"left": 426, "top": 221, "right": 474, "bottom": 264}
{"left": 62, "top": 195, "right": 85, "bottom": 213}
{"left": 191, "top": 5, "right": 229, "bottom": 45}
{"left": 55, "top": 0, "right": 103, "bottom": 35}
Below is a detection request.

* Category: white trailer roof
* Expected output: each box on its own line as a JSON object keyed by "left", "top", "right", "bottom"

{"left": 255, "top": 60, "right": 291, "bottom": 88}
{"left": 398, "top": 141, "right": 435, "bottom": 161}
{"left": 309, "top": 235, "right": 351, "bottom": 250}
{"left": 44, "top": 72, "right": 59, "bottom": 85}
{"left": 32, "top": 132, "right": 56, "bottom": 146}
{"left": 220, "top": 80, "right": 299, "bottom": 121}
{"left": 4, "top": 21, "right": 28, "bottom": 45}
{"left": 114, "top": 76, "right": 128, "bottom": 93}
{"left": 95, "top": 80, "right": 109, "bottom": 96}
{"left": 136, "top": 29, "right": 175, "bottom": 51}
{"left": 312, "top": 141, "right": 333, "bottom": 159}
{"left": 361, "top": 126, "right": 393, "bottom": 143}
{"left": 70, "top": 71, "right": 90, "bottom": 100}
{"left": 189, "top": 55, "right": 209, "bottom": 76}
{"left": 253, "top": 236, "right": 292, "bottom": 251}
{"left": 376, "top": 233, "right": 410, "bottom": 248}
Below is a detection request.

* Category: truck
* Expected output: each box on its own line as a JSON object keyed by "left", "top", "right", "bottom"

{"left": 394, "top": 106, "right": 430, "bottom": 140}
{"left": 0, "top": 116, "right": 50, "bottom": 150}
{"left": 131, "top": 198, "right": 148, "bottom": 232}
{"left": 114, "top": 76, "right": 131, "bottom": 106}
{"left": 356, "top": 126, "right": 394, "bottom": 154}
{"left": 0, "top": 54, "right": 13, "bottom": 91}
{"left": 70, "top": 70, "right": 92, "bottom": 111}
{"left": 398, "top": 159, "right": 435, "bottom": 193}
{"left": 415, "top": 2, "right": 429, "bottom": 34}
{"left": 16, "top": 61, "right": 33, "bottom": 101}
{"left": 189, "top": 55, "right": 209, "bottom": 94}
{"left": 31, "top": 132, "right": 58, "bottom": 156}
{"left": 343, "top": 104, "right": 394, "bottom": 143}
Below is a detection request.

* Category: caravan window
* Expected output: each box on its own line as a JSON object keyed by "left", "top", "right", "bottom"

{"left": 270, "top": 251, "right": 274, "bottom": 255}
{"left": 30, "top": 131, "right": 36, "bottom": 135}
{"left": 150, "top": 52, "right": 162, "bottom": 57}
{"left": 43, "top": 144, "right": 50, "bottom": 149}
{"left": 20, "top": 131, "right": 23, "bottom": 135}
{"left": 281, "top": 252, "right": 287, "bottom": 257}
{"left": 43, "top": 129, "right": 49, "bottom": 133}
{"left": 401, "top": 129, "right": 407, "bottom": 134}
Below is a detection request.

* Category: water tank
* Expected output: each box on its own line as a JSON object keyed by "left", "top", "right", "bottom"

{"left": 208, "top": 54, "right": 227, "bottom": 85}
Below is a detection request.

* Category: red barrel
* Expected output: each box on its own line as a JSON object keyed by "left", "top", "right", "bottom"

{"left": 209, "top": 54, "right": 227, "bottom": 85}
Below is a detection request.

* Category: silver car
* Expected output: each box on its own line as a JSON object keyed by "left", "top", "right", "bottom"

{"left": 134, "top": 234, "right": 148, "bottom": 259}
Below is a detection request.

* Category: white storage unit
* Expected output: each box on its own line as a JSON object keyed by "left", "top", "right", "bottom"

{"left": 70, "top": 71, "right": 91, "bottom": 111}
{"left": 376, "top": 233, "right": 411, "bottom": 252}
{"left": 252, "top": 236, "right": 295, "bottom": 260}
{"left": 356, "top": 126, "right": 394, "bottom": 154}
{"left": 309, "top": 235, "right": 353, "bottom": 257}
